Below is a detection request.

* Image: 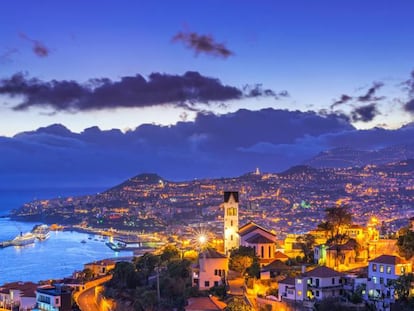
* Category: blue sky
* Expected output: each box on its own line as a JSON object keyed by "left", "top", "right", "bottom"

{"left": 1, "top": 0, "right": 414, "bottom": 137}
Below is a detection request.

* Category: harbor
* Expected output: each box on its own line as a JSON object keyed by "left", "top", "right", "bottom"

{"left": 0, "top": 224, "right": 50, "bottom": 248}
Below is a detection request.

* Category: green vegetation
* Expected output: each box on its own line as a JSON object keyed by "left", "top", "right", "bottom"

{"left": 226, "top": 297, "right": 253, "bottom": 311}
{"left": 296, "top": 233, "right": 316, "bottom": 263}
{"left": 229, "top": 246, "right": 260, "bottom": 278}
{"left": 105, "top": 245, "right": 191, "bottom": 311}
{"left": 397, "top": 228, "right": 414, "bottom": 260}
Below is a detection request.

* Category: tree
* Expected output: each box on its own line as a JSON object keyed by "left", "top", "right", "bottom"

{"left": 317, "top": 221, "right": 334, "bottom": 239}
{"left": 229, "top": 246, "right": 258, "bottom": 277}
{"left": 397, "top": 229, "right": 414, "bottom": 260}
{"left": 109, "top": 261, "right": 138, "bottom": 289}
{"left": 160, "top": 245, "right": 180, "bottom": 263}
{"left": 226, "top": 297, "right": 253, "bottom": 311}
{"left": 324, "top": 205, "right": 352, "bottom": 236}
{"left": 393, "top": 273, "right": 414, "bottom": 300}
{"left": 134, "top": 252, "right": 160, "bottom": 284}
{"left": 296, "top": 234, "right": 316, "bottom": 263}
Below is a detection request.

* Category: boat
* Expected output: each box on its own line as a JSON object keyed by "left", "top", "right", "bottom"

{"left": 32, "top": 224, "right": 51, "bottom": 241}
{"left": 80, "top": 240, "right": 87, "bottom": 244}
{"left": 12, "top": 232, "right": 36, "bottom": 246}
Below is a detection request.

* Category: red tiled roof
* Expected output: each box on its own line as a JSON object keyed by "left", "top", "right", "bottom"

{"left": 0, "top": 282, "right": 38, "bottom": 297}
{"left": 278, "top": 276, "right": 295, "bottom": 286}
{"left": 200, "top": 248, "right": 227, "bottom": 259}
{"left": 245, "top": 233, "right": 274, "bottom": 244}
{"left": 238, "top": 222, "right": 276, "bottom": 237}
{"left": 186, "top": 297, "right": 226, "bottom": 310}
{"left": 274, "top": 251, "right": 289, "bottom": 260}
{"left": 302, "top": 266, "right": 343, "bottom": 278}
{"left": 369, "top": 255, "right": 405, "bottom": 265}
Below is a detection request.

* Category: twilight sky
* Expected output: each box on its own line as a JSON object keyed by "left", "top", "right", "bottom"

{"left": 1, "top": 1, "right": 414, "bottom": 187}
{"left": 1, "top": 0, "right": 414, "bottom": 137}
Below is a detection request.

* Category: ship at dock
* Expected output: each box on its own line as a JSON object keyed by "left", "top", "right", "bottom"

{"left": 32, "top": 224, "right": 51, "bottom": 241}
{"left": 11, "top": 232, "right": 36, "bottom": 246}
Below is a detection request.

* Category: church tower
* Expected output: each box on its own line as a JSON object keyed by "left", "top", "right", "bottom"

{"left": 223, "top": 191, "right": 239, "bottom": 255}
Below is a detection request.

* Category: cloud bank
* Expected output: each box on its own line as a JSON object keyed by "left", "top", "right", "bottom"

{"left": 0, "top": 72, "right": 282, "bottom": 112}
{"left": 0, "top": 108, "right": 413, "bottom": 188}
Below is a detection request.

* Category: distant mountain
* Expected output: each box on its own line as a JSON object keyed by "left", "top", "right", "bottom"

{"left": 304, "top": 144, "right": 414, "bottom": 168}
{"left": 12, "top": 159, "right": 414, "bottom": 235}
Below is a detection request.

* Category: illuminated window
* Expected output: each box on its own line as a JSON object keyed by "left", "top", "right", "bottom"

{"left": 379, "top": 265, "right": 384, "bottom": 273}
{"left": 372, "top": 276, "right": 377, "bottom": 284}
{"left": 297, "top": 279, "right": 302, "bottom": 284}
{"left": 386, "top": 266, "right": 391, "bottom": 274}
{"left": 297, "top": 290, "right": 302, "bottom": 296}
{"left": 372, "top": 264, "right": 377, "bottom": 272}
{"left": 401, "top": 266, "right": 405, "bottom": 274}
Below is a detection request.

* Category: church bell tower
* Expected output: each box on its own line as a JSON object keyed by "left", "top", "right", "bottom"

{"left": 223, "top": 191, "right": 239, "bottom": 254}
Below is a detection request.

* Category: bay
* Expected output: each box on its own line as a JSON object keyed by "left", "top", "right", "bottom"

{"left": 0, "top": 187, "right": 133, "bottom": 285}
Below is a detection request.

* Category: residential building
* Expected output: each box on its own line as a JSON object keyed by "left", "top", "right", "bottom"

{"left": 83, "top": 259, "right": 115, "bottom": 277}
{"left": 35, "top": 285, "right": 72, "bottom": 311}
{"left": 365, "top": 254, "right": 412, "bottom": 311}
{"left": 192, "top": 248, "right": 228, "bottom": 290}
{"left": 0, "top": 282, "right": 37, "bottom": 311}
{"left": 278, "top": 266, "right": 344, "bottom": 303}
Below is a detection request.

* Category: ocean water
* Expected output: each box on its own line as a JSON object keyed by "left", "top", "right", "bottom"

{"left": 0, "top": 188, "right": 133, "bottom": 285}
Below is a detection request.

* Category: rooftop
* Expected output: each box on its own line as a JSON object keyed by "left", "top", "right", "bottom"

{"left": 302, "top": 266, "right": 343, "bottom": 278}
{"left": 245, "top": 233, "right": 275, "bottom": 244}
{"left": 369, "top": 254, "right": 405, "bottom": 265}
{"left": 238, "top": 221, "right": 276, "bottom": 238}
{"left": 200, "top": 248, "right": 227, "bottom": 259}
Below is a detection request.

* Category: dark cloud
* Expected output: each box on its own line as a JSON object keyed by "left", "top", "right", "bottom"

{"left": 19, "top": 33, "right": 50, "bottom": 58}
{"left": 172, "top": 30, "right": 233, "bottom": 58}
{"left": 0, "top": 71, "right": 283, "bottom": 112}
{"left": 331, "top": 94, "right": 353, "bottom": 108}
{"left": 351, "top": 103, "right": 380, "bottom": 122}
{"left": 243, "top": 84, "right": 289, "bottom": 99}
{"left": 402, "top": 70, "right": 414, "bottom": 97}
{"left": 357, "top": 82, "right": 385, "bottom": 102}
{"left": 331, "top": 82, "right": 385, "bottom": 110}
{"left": 404, "top": 98, "right": 414, "bottom": 113}
{"left": 1, "top": 108, "right": 413, "bottom": 188}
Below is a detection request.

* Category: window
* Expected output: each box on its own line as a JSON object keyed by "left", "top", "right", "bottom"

{"left": 379, "top": 265, "right": 384, "bottom": 273}
{"left": 315, "top": 279, "right": 320, "bottom": 287}
{"left": 268, "top": 246, "right": 271, "bottom": 258}
{"left": 316, "top": 291, "right": 319, "bottom": 297}
{"left": 307, "top": 278, "right": 312, "bottom": 285}
{"left": 55, "top": 298, "right": 59, "bottom": 305}
{"left": 214, "top": 281, "right": 219, "bottom": 287}
{"left": 380, "top": 277, "right": 384, "bottom": 284}
{"left": 261, "top": 246, "right": 264, "bottom": 258}
{"left": 386, "top": 266, "right": 391, "bottom": 274}
{"left": 401, "top": 266, "right": 405, "bottom": 274}
{"left": 372, "top": 276, "right": 377, "bottom": 284}
{"left": 230, "top": 234, "right": 233, "bottom": 241}
{"left": 372, "top": 264, "right": 377, "bottom": 272}
{"left": 297, "top": 279, "right": 302, "bottom": 284}
{"left": 297, "top": 290, "right": 302, "bottom": 296}
{"left": 214, "top": 269, "right": 218, "bottom": 276}
{"left": 230, "top": 220, "right": 233, "bottom": 226}
{"left": 332, "top": 278, "right": 335, "bottom": 285}
{"left": 204, "top": 281, "right": 210, "bottom": 287}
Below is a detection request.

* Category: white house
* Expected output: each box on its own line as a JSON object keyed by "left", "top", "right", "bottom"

{"left": 35, "top": 285, "right": 72, "bottom": 311}
{"left": 365, "top": 254, "right": 412, "bottom": 311}
{"left": 0, "top": 282, "right": 37, "bottom": 311}
{"left": 192, "top": 248, "right": 228, "bottom": 290}
{"left": 278, "top": 266, "right": 344, "bottom": 303}
{"left": 278, "top": 277, "right": 296, "bottom": 301}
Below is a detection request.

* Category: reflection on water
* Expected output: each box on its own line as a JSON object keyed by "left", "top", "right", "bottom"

{"left": 0, "top": 218, "right": 132, "bottom": 284}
